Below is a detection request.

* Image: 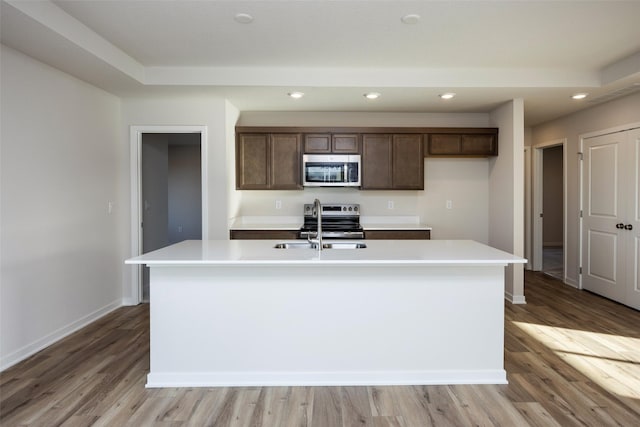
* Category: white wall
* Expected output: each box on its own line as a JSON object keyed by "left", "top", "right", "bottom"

{"left": 489, "top": 99, "right": 525, "bottom": 303}
{"left": 225, "top": 100, "right": 241, "bottom": 227}
{"left": 237, "top": 111, "right": 492, "bottom": 128}
{"left": 532, "top": 91, "right": 640, "bottom": 286}
{"left": 121, "top": 95, "right": 234, "bottom": 301}
{"left": 0, "top": 46, "right": 125, "bottom": 370}
{"left": 234, "top": 111, "right": 492, "bottom": 242}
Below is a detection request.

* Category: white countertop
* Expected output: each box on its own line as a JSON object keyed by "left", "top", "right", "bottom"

{"left": 126, "top": 239, "right": 526, "bottom": 266}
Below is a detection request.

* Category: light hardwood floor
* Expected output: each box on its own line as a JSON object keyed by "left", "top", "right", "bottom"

{"left": 2, "top": 271, "right": 640, "bottom": 426}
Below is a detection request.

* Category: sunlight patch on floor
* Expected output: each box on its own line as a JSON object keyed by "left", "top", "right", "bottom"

{"left": 512, "top": 321, "right": 640, "bottom": 399}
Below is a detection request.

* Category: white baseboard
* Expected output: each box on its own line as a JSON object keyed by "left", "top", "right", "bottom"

{"left": 0, "top": 300, "right": 122, "bottom": 372}
{"left": 121, "top": 297, "right": 139, "bottom": 306}
{"left": 146, "top": 369, "right": 508, "bottom": 388}
{"left": 505, "top": 292, "right": 527, "bottom": 304}
{"left": 564, "top": 277, "right": 580, "bottom": 289}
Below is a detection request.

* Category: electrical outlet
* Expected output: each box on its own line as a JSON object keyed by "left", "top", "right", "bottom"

{"left": 446, "top": 200, "right": 453, "bottom": 209}
{"left": 108, "top": 201, "right": 113, "bottom": 214}
{"left": 275, "top": 200, "right": 282, "bottom": 209}
{"left": 178, "top": 225, "right": 183, "bottom": 233}
{"left": 388, "top": 200, "right": 394, "bottom": 210}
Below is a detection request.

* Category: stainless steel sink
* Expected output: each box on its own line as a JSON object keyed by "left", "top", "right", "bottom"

{"left": 321, "top": 242, "right": 367, "bottom": 249}
{"left": 273, "top": 242, "right": 366, "bottom": 249}
{"left": 273, "top": 242, "right": 318, "bottom": 249}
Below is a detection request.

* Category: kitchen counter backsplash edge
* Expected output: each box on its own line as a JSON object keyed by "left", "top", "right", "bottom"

{"left": 229, "top": 216, "right": 432, "bottom": 231}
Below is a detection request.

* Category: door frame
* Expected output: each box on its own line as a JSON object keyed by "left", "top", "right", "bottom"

{"left": 524, "top": 146, "right": 532, "bottom": 271}
{"left": 129, "top": 125, "right": 208, "bottom": 304}
{"left": 578, "top": 121, "right": 640, "bottom": 289}
{"left": 532, "top": 138, "right": 567, "bottom": 278}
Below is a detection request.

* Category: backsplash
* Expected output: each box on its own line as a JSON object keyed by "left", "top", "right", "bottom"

{"left": 230, "top": 157, "right": 491, "bottom": 242}
{"left": 235, "top": 188, "right": 422, "bottom": 218}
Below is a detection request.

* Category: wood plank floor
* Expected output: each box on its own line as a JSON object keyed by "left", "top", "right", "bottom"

{"left": 2, "top": 271, "right": 640, "bottom": 426}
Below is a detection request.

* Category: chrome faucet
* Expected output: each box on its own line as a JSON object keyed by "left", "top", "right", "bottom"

{"left": 308, "top": 198, "right": 323, "bottom": 251}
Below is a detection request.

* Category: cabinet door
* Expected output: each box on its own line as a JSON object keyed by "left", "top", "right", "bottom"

{"left": 230, "top": 230, "right": 300, "bottom": 240}
{"left": 393, "top": 134, "right": 423, "bottom": 189}
{"left": 365, "top": 230, "right": 431, "bottom": 239}
{"left": 304, "top": 133, "right": 359, "bottom": 153}
{"left": 460, "top": 134, "right": 498, "bottom": 156}
{"left": 332, "top": 134, "right": 360, "bottom": 153}
{"left": 237, "top": 134, "right": 269, "bottom": 189}
{"left": 428, "top": 134, "right": 461, "bottom": 155}
{"left": 361, "top": 134, "right": 392, "bottom": 189}
{"left": 304, "top": 134, "right": 331, "bottom": 153}
{"left": 270, "top": 134, "right": 302, "bottom": 189}
{"left": 427, "top": 133, "right": 498, "bottom": 156}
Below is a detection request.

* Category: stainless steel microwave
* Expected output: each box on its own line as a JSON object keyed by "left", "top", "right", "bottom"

{"left": 302, "top": 154, "right": 361, "bottom": 187}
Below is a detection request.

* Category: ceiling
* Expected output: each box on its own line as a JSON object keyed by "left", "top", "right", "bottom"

{"left": 2, "top": 0, "right": 639, "bottom": 126}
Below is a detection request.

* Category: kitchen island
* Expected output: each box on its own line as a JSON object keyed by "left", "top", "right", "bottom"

{"left": 126, "top": 239, "right": 525, "bottom": 388}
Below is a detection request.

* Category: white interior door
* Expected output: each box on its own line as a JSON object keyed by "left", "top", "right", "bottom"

{"left": 582, "top": 132, "right": 627, "bottom": 302}
{"left": 624, "top": 129, "right": 640, "bottom": 309}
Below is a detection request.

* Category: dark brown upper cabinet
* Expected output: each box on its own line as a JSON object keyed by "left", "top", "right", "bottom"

{"left": 236, "top": 133, "right": 302, "bottom": 190}
{"left": 361, "top": 134, "right": 423, "bottom": 190}
{"left": 361, "top": 134, "right": 393, "bottom": 189}
{"left": 427, "top": 133, "right": 498, "bottom": 156}
{"left": 304, "top": 133, "right": 360, "bottom": 153}
{"left": 236, "top": 126, "right": 496, "bottom": 191}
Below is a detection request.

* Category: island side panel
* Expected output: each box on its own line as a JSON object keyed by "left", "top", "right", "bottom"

{"left": 147, "top": 264, "right": 506, "bottom": 387}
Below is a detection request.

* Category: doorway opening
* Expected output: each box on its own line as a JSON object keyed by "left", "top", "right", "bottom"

{"left": 532, "top": 139, "right": 566, "bottom": 282}
{"left": 541, "top": 145, "right": 564, "bottom": 279}
{"left": 129, "top": 126, "right": 208, "bottom": 304}
{"left": 141, "top": 133, "right": 202, "bottom": 301}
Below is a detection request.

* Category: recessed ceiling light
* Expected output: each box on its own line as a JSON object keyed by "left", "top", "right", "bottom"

{"left": 364, "top": 92, "right": 381, "bottom": 100}
{"left": 401, "top": 14, "right": 421, "bottom": 24}
{"left": 439, "top": 93, "right": 456, "bottom": 100}
{"left": 571, "top": 93, "right": 588, "bottom": 100}
{"left": 234, "top": 13, "right": 254, "bottom": 24}
{"left": 288, "top": 91, "right": 304, "bottom": 99}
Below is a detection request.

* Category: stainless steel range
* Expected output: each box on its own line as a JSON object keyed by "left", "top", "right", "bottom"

{"left": 300, "top": 203, "right": 364, "bottom": 239}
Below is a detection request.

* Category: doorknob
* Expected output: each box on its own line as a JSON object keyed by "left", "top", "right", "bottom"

{"left": 616, "top": 223, "right": 625, "bottom": 229}
{"left": 625, "top": 224, "right": 633, "bottom": 230}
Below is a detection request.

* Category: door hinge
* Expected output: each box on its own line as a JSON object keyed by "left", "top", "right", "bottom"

{"left": 578, "top": 152, "right": 583, "bottom": 160}
{"left": 580, "top": 210, "right": 583, "bottom": 218}
{"left": 579, "top": 267, "right": 582, "bottom": 274}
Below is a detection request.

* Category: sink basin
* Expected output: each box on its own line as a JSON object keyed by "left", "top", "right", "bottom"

{"left": 322, "top": 242, "right": 367, "bottom": 249}
{"left": 273, "top": 242, "right": 366, "bottom": 249}
{"left": 273, "top": 242, "right": 318, "bottom": 249}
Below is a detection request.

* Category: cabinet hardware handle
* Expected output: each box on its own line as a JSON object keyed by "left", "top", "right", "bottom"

{"left": 625, "top": 224, "right": 633, "bottom": 230}
{"left": 616, "top": 223, "right": 625, "bottom": 229}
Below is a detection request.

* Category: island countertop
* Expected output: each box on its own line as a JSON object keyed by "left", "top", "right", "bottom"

{"left": 125, "top": 239, "right": 526, "bottom": 266}
{"left": 128, "top": 239, "right": 525, "bottom": 388}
